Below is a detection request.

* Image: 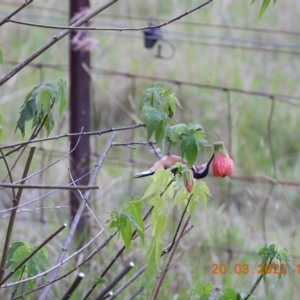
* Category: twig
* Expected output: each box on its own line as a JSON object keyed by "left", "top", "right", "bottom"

{"left": 209, "top": 287, "right": 220, "bottom": 300}
{"left": 0, "top": 224, "right": 67, "bottom": 285}
{"left": 164, "top": 194, "right": 193, "bottom": 254}
{"left": 127, "top": 286, "right": 144, "bottom": 300}
{"left": 107, "top": 225, "right": 194, "bottom": 300}
{"left": 9, "top": 129, "right": 83, "bottom": 186}
{"left": 0, "top": 123, "right": 145, "bottom": 152}
{"left": 61, "top": 272, "right": 85, "bottom": 300}
{"left": 244, "top": 275, "right": 263, "bottom": 300}
{"left": 98, "top": 178, "right": 174, "bottom": 281}
{"left": 2, "top": 225, "right": 105, "bottom": 289}
{"left": 0, "top": 0, "right": 119, "bottom": 86}
{"left": 94, "top": 262, "right": 134, "bottom": 300}
{"left": 8, "top": 0, "right": 213, "bottom": 32}
{"left": 11, "top": 230, "right": 119, "bottom": 300}
{"left": 10, "top": 265, "right": 26, "bottom": 300}
{"left": 0, "top": 0, "right": 33, "bottom": 27}
{"left": 111, "top": 141, "right": 156, "bottom": 148}
{"left": 151, "top": 214, "right": 191, "bottom": 300}
{"left": 0, "top": 184, "right": 99, "bottom": 190}
{"left": 0, "top": 147, "right": 35, "bottom": 285}
{"left": 0, "top": 167, "right": 97, "bottom": 216}
{"left": 0, "top": 148, "right": 16, "bottom": 203}
{"left": 38, "top": 132, "right": 116, "bottom": 300}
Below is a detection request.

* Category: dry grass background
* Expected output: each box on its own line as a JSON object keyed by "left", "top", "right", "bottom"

{"left": 1, "top": 0, "right": 300, "bottom": 299}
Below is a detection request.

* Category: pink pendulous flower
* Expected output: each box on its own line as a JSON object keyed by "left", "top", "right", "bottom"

{"left": 212, "top": 142, "right": 234, "bottom": 177}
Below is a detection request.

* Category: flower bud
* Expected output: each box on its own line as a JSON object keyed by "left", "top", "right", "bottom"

{"left": 183, "top": 169, "right": 194, "bottom": 193}
{"left": 212, "top": 142, "right": 234, "bottom": 177}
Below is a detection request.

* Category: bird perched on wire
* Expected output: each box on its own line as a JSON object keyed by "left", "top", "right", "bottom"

{"left": 134, "top": 153, "right": 214, "bottom": 179}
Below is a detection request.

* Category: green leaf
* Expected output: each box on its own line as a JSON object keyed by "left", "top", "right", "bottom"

{"left": 162, "top": 89, "right": 181, "bottom": 118}
{"left": 146, "top": 237, "right": 163, "bottom": 270}
{"left": 94, "top": 277, "right": 106, "bottom": 285}
{"left": 44, "top": 112, "right": 55, "bottom": 136}
{"left": 127, "top": 196, "right": 145, "bottom": 242}
{"left": 120, "top": 214, "right": 132, "bottom": 252}
{"left": 36, "top": 85, "right": 54, "bottom": 115}
{"left": 188, "top": 281, "right": 215, "bottom": 298}
{"left": 220, "top": 288, "right": 238, "bottom": 300}
{"left": 152, "top": 167, "right": 174, "bottom": 193}
{"left": 15, "top": 99, "right": 37, "bottom": 137}
{"left": 250, "top": 0, "right": 256, "bottom": 5}
{"left": 5, "top": 241, "right": 25, "bottom": 268}
{"left": 142, "top": 181, "right": 158, "bottom": 199}
{"left": 167, "top": 124, "right": 189, "bottom": 144}
{"left": 192, "top": 181, "right": 211, "bottom": 208}
{"left": 57, "top": 79, "right": 68, "bottom": 116}
{"left": 138, "top": 83, "right": 165, "bottom": 111}
{"left": 180, "top": 131, "right": 203, "bottom": 166}
{"left": 153, "top": 212, "right": 167, "bottom": 240}
{"left": 259, "top": 0, "right": 271, "bottom": 20}
{"left": 155, "top": 119, "right": 167, "bottom": 153}
{"left": 141, "top": 104, "right": 167, "bottom": 139}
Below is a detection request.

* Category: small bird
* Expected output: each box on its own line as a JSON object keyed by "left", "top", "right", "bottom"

{"left": 134, "top": 153, "right": 214, "bottom": 179}
{"left": 134, "top": 154, "right": 187, "bottom": 178}
{"left": 191, "top": 154, "right": 214, "bottom": 179}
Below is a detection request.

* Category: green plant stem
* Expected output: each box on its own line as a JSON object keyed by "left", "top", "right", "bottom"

{"left": 164, "top": 194, "right": 193, "bottom": 253}
{"left": 0, "top": 147, "right": 35, "bottom": 286}
{"left": 0, "top": 224, "right": 67, "bottom": 285}
{"left": 244, "top": 275, "right": 263, "bottom": 300}
{"left": 108, "top": 225, "right": 194, "bottom": 300}
{"left": 83, "top": 177, "right": 175, "bottom": 299}
{"left": 151, "top": 214, "right": 191, "bottom": 300}
{"left": 204, "top": 132, "right": 219, "bottom": 142}
{"left": 245, "top": 258, "right": 273, "bottom": 300}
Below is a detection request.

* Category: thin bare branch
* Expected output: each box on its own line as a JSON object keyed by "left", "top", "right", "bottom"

{"left": 8, "top": 0, "right": 213, "bottom": 32}
{"left": 2, "top": 223, "right": 105, "bottom": 289}
{"left": 0, "top": 0, "right": 119, "bottom": 86}
{"left": 0, "top": 184, "right": 99, "bottom": 190}
{"left": 0, "top": 149, "right": 16, "bottom": 201}
{"left": 12, "top": 230, "right": 119, "bottom": 299}
{"left": 38, "top": 132, "right": 116, "bottom": 300}
{"left": 0, "top": 147, "right": 35, "bottom": 284}
{"left": 151, "top": 215, "right": 191, "bottom": 300}
{"left": 0, "top": 123, "right": 145, "bottom": 152}
{"left": 209, "top": 287, "right": 220, "bottom": 300}
{"left": 61, "top": 272, "right": 85, "bottom": 300}
{"left": 0, "top": 0, "right": 33, "bottom": 27}
{"left": 108, "top": 225, "right": 194, "bottom": 300}
{"left": 94, "top": 262, "right": 135, "bottom": 300}
{"left": 0, "top": 224, "right": 67, "bottom": 285}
